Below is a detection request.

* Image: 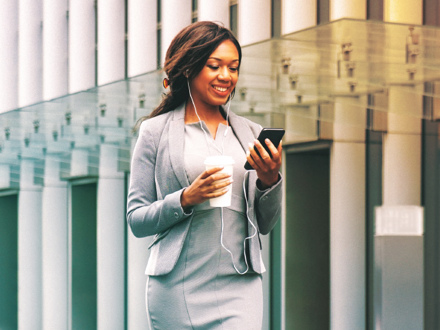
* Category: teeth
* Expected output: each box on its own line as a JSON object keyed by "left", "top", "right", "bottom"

{"left": 214, "top": 86, "right": 227, "bottom": 92}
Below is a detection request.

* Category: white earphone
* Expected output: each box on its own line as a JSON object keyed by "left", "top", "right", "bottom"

{"left": 187, "top": 78, "right": 256, "bottom": 275}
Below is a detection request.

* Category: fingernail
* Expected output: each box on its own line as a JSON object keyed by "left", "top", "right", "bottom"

{"left": 248, "top": 142, "right": 253, "bottom": 149}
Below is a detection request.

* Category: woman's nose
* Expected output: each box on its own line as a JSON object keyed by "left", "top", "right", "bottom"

{"left": 218, "top": 67, "right": 231, "bottom": 81}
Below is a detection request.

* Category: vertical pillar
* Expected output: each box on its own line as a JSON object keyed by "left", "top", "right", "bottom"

{"left": 127, "top": 213, "right": 152, "bottom": 330}
{"left": 330, "top": 100, "right": 367, "bottom": 330}
{"left": 18, "top": 159, "right": 43, "bottom": 329}
{"left": 282, "top": 0, "right": 316, "bottom": 34}
{"left": 18, "top": 0, "right": 43, "bottom": 107}
{"left": 43, "top": 0, "right": 68, "bottom": 100}
{"left": 127, "top": 0, "right": 157, "bottom": 77}
{"left": 42, "top": 155, "right": 68, "bottom": 330}
{"left": 383, "top": 0, "right": 422, "bottom": 204}
{"left": 198, "top": 0, "right": 229, "bottom": 27}
{"left": 161, "top": 0, "right": 191, "bottom": 63}
{"left": 0, "top": 164, "right": 10, "bottom": 188}
{"left": 97, "top": 0, "right": 126, "bottom": 85}
{"left": 0, "top": 0, "right": 19, "bottom": 113}
{"left": 69, "top": 0, "right": 96, "bottom": 93}
{"left": 383, "top": 88, "right": 422, "bottom": 205}
{"left": 97, "top": 144, "right": 125, "bottom": 329}
{"left": 330, "top": 0, "right": 367, "bottom": 20}
{"left": 239, "top": 0, "right": 271, "bottom": 45}
{"left": 384, "top": 0, "right": 423, "bottom": 24}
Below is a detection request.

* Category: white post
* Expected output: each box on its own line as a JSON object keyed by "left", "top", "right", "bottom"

{"left": 97, "top": 144, "right": 126, "bottom": 329}
{"left": 198, "top": 0, "right": 229, "bottom": 27}
{"left": 18, "top": 0, "right": 43, "bottom": 107}
{"left": 69, "top": 0, "right": 96, "bottom": 93}
{"left": 43, "top": 0, "right": 68, "bottom": 100}
{"left": 383, "top": 88, "right": 422, "bottom": 205}
{"left": 239, "top": 0, "right": 271, "bottom": 46}
{"left": 127, "top": 0, "right": 157, "bottom": 77}
{"left": 384, "top": 0, "right": 423, "bottom": 24}
{"left": 382, "top": 1, "right": 423, "bottom": 204}
{"left": 42, "top": 155, "right": 68, "bottom": 330}
{"left": 127, "top": 225, "right": 152, "bottom": 330}
{"left": 330, "top": 99, "right": 367, "bottom": 330}
{"left": 161, "top": 0, "right": 192, "bottom": 64}
{"left": 282, "top": 0, "right": 316, "bottom": 34}
{"left": 18, "top": 159, "right": 43, "bottom": 329}
{"left": 330, "top": 0, "right": 367, "bottom": 20}
{"left": 0, "top": 0, "right": 19, "bottom": 113}
{"left": 97, "top": 0, "right": 126, "bottom": 85}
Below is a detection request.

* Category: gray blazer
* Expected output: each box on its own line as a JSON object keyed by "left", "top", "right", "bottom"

{"left": 126, "top": 103, "right": 282, "bottom": 276}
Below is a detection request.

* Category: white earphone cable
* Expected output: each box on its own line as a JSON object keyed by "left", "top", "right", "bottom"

{"left": 187, "top": 79, "right": 255, "bottom": 275}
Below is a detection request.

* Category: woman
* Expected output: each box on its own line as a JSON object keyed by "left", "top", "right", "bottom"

{"left": 127, "top": 21, "right": 282, "bottom": 329}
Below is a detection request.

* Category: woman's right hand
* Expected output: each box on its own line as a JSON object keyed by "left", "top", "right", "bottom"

{"left": 181, "top": 167, "right": 233, "bottom": 210}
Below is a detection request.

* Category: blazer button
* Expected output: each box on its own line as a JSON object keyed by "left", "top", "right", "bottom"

{"left": 174, "top": 212, "right": 179, "bottom": 218}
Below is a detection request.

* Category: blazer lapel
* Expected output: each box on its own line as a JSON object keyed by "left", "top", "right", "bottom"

{"left": 228, "top": 111, "right": 257, "bottom": 152}
{"left": 168, "top": 104, "right": 190, "bottom": 188}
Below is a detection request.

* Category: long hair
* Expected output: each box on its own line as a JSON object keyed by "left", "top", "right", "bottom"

{"left": 134, "top": 21, "right": 241, "bottom": 130}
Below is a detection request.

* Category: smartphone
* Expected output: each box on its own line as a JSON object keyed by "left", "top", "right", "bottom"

{"left": 244, "top": 128, "right": 285, "bottom": 170}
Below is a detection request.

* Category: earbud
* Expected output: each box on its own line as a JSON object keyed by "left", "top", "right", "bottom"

{"left": 184, "top": 69, "right": 189, "bottom": 78}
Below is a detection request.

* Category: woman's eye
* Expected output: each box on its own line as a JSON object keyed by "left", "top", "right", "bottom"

{"left": 229, "top": 67, "right": 238, "bottom": 72}
{"left": 208, "top": 65, "right": 219, "bottom": 70}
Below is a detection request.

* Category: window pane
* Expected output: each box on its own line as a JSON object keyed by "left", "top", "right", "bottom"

{"left": 230, "top": 4, "right": 238, "bottom": 37}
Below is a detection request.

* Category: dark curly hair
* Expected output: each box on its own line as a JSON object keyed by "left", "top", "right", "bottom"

{"left": 135, "top": 21, "right": 241, "bottom": 127}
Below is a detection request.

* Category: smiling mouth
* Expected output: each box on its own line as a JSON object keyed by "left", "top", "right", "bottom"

{"left": 213, "top": 86, "right": 228, "bottom": 92}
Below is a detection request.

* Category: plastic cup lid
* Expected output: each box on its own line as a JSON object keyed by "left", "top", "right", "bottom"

{"left": 204, "top": 155, "right": 235, "bottom": 166}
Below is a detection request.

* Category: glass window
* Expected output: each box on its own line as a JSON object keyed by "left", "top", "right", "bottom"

{"left": 230, "top": 2, "right": 238, "bottom": 37}
{"left": 317, "top": 0, "right": 329, "bottom": 25}
{"left": 192, "top": 0, "right": 198, "bottom": 23}
{"left": 272, "top": 0, "right": 281, "bottom": 37}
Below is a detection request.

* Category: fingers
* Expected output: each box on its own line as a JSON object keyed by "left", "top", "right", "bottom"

{"left": 200, "top": 166, "right": 224, "bottom": 179}
{"left": 248, "top": 139, "right": 281, "bottom": 170}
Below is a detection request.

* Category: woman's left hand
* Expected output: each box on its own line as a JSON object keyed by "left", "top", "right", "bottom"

{"left": 246, "top": 138, "right": 282, "bottom": 189}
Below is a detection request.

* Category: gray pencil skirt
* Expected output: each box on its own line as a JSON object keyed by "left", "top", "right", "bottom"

{"left": 145, "top": 208, "right": 263, "bottom": 329}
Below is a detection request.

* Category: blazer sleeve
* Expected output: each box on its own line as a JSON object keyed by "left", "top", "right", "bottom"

{"left": 126, "top": 121, "right": 192, "bottom": 238}
{"left": 254, "top": 175, "right": 283, "bottom": 235}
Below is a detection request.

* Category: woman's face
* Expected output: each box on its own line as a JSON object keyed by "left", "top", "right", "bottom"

{"left": 189, "top": 39, "right": 240, "bottom": 108}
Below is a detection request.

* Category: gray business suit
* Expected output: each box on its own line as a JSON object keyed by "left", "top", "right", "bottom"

{"left": 126, "top": 103, "right": 282, "bottom": 276}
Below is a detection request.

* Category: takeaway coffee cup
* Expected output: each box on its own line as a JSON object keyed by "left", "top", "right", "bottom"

{"left": 204, "top": 155, "right": 234, "bottom": 207}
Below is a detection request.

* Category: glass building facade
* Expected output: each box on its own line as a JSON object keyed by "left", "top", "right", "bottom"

{"left": 1, "top": 1, "right": 440, "bottom": 329}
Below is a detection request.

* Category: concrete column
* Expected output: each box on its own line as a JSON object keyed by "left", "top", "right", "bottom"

{"left": 127, "top": 225, "right": 152, "bottom": 330}
{"left": 330, "top": 0, "right": 367, "bottom": 20}
{"left": 330, "top": 100, "right": 367, "bottom": 330}
{"left": 127, "top": 0, "right": 157, "bottom": 77}
{"left": 0, "top": 164, "right": 11, "bottom": 189}
{"left": 71, "top": 148, "right": 89, "bottom": 177}
{"left": 383, "top": 88, "right": 422, "bottom": 205}
{"left": 161, "top": 0, "right": 192, "bottom": 64}
{"left": 382, "top": 0, "right": 422, "bottom": 206}
{"left": 282, "top": 0, "right": 316, "bottom": 34}
{"left": 97, "top": 144, "right": 126, "bottom": 329}
{"left": 198, "top": 0, "right": 229, "bottom": 27}
{"left": 97, "top": 0, "right": 126, "bottom": 85}
{"left": 18, "top": 159, "right": 43, "bottom": 329}
{"left": 0, "top": 0, "right": 19, "bottom": 113}
{"left": 42, "top": 155, "right": 68, "bottom": 330}
{"left": 43, "top": 0, "right": 68, "bottom": 100}
{"left": 69, "top": 0, "right": 96, "bottom": 93}
{"left": 18, "top": 0, "right": 43, "bottom": 107}
{"left": 384, "top": 0, "right": 423, "bottom": 24}
{"left": 239, "top": 0, "right": 271, "bottom": 46}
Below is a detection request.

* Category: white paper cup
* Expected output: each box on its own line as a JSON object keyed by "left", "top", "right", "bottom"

{"left": 204, "top": 155, "right": 234, "bottom": 207}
